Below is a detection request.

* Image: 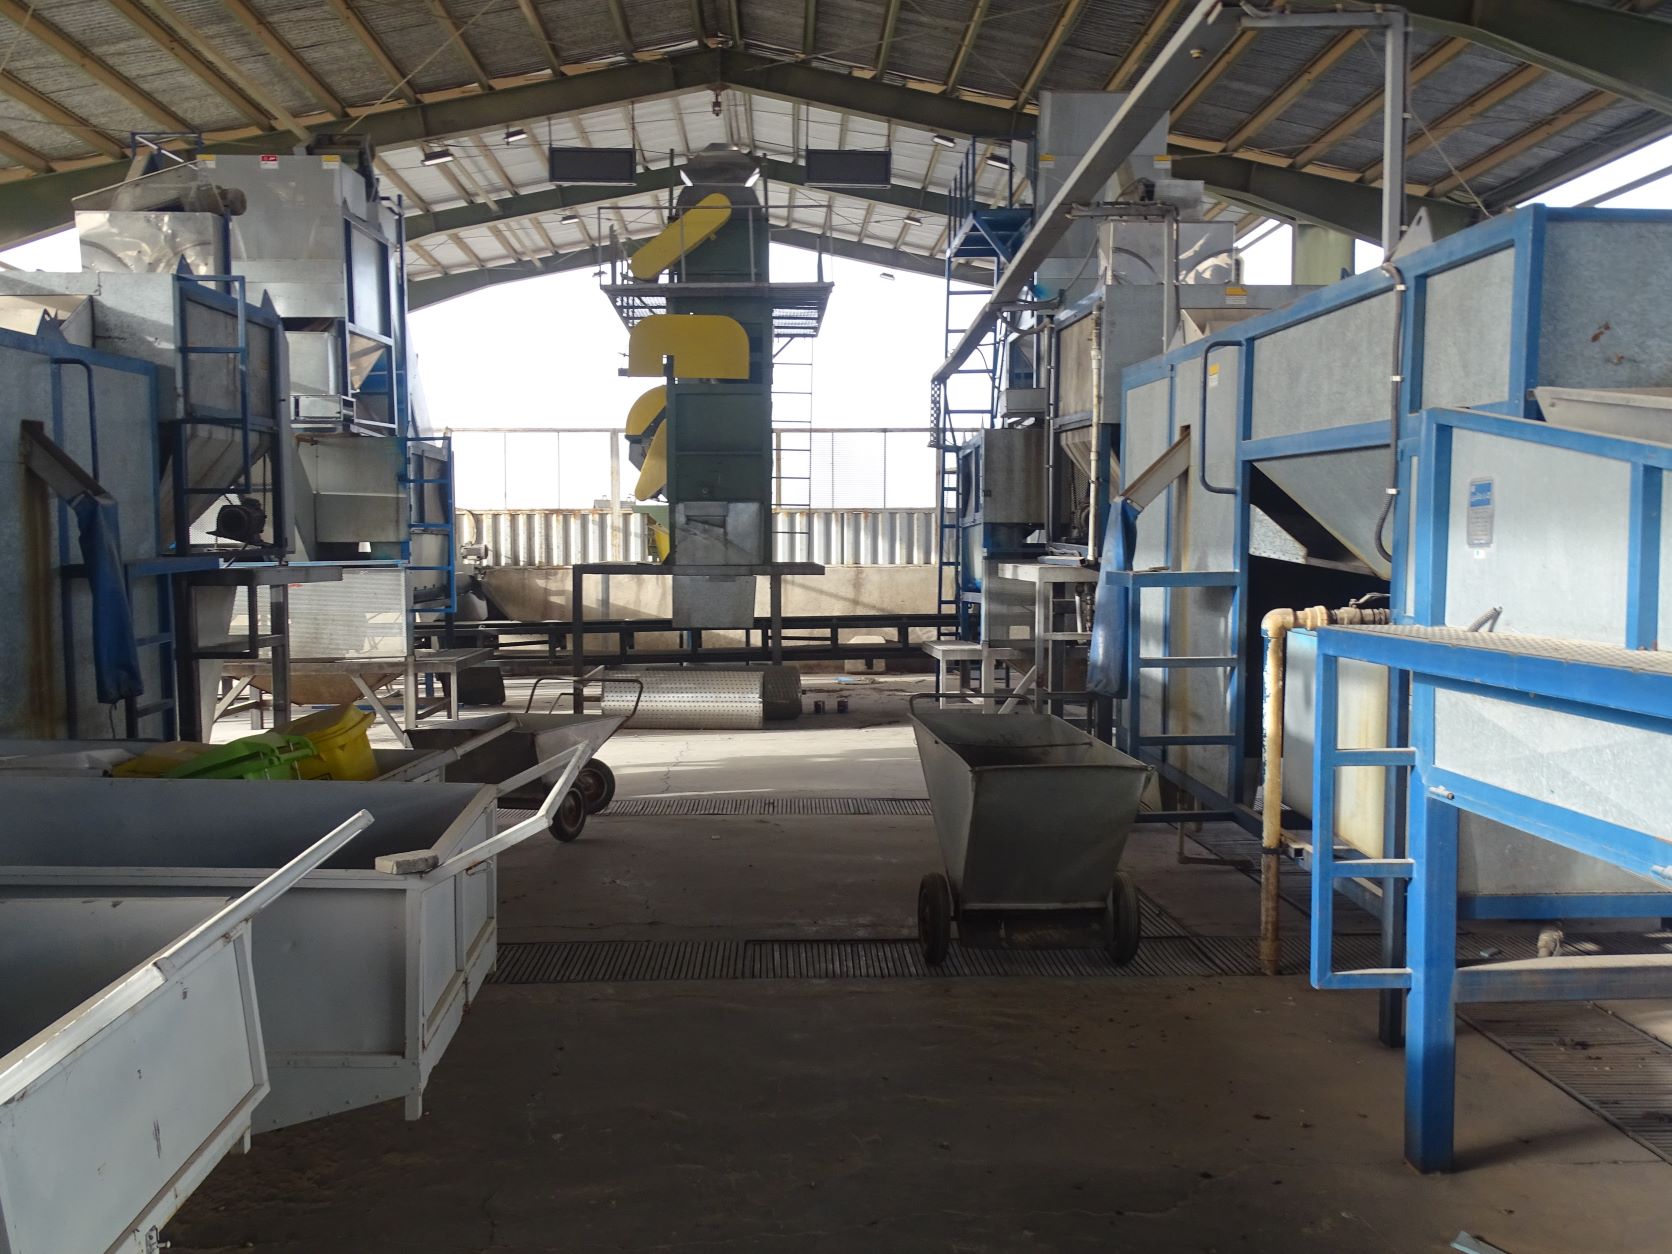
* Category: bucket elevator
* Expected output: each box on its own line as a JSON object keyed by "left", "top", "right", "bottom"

{"left": 564, "top": 145, "right": 830, "bottom": 701}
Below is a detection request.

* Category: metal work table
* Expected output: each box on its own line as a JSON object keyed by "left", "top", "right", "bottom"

{"left": 219, "top": 647, "right": 495, "bottom": 742}
{"left": 991, "top": 560, "right": 1098, "bottom": 713}
{"left": 568, "top": 562, "right": 823, "bottom": 708}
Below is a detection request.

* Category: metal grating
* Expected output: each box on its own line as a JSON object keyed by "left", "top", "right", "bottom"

{"left": 489, "top": 935, "right": 1228, "bottom": 983}
{"left": 1462, "top": 1003, "right": 1672, "bottom": 1165}
{"left": 603, "top": 796, "right": 934, "bottom": 816}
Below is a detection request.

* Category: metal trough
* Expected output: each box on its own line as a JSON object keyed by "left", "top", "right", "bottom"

{"left": 909, "top": 699, "right": 1152, "bottom": 965}
{"left": 0, "top": 809, "right": 369, "bottom": 1254}
{"left": 408, "top": 712, "right": 626, "bottom": 839}
{"left": 0, "top": 758, "right": 581, "bottom": 1132}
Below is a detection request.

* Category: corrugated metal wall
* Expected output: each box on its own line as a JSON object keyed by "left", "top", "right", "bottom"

{"left": 457, "top": 509, "right": 936, "bottom": 567}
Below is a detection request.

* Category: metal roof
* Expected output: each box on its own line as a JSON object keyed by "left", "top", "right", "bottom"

{"left": 0, "top": 0, "right": 1666, "bottom": 289}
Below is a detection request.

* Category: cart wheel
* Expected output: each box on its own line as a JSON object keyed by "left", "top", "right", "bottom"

{"left": 918, "top": 872, "right": 953, "bottom": 966}
{"left": 576, "top": 759, "right": 616, "bottom": 814}
{"left": 550, "top": 787, "right": 588, "bottom": 842}
{"left": 1103, "top": 870, "right": 1141, "bottom": 966}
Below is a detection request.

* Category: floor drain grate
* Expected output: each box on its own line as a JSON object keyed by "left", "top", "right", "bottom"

{"left": 1463, "top": 1003, "right": 1672, "bottom": 1165}
{"left": 490, "top": 935, "right": 1239, "bottom": 984}
{"left": 604, "top": 797, "right": 933, "bottom": 817}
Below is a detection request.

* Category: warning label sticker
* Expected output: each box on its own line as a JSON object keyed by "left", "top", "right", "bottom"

{"left": 1466, "top": 477, "right": 1494, "bottom": 549}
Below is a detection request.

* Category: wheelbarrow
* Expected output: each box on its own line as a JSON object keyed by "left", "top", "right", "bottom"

{"left": 408, "top": 712, "right": 627, "bottom": 842}
{"left": 909, "top": 695, "right": 1152, "bottom": 966}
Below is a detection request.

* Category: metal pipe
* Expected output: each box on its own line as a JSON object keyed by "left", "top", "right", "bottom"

{"left": 1381, "top": 12, "right": 1410, "bottom": 258}
{"left": 1258, "top": 603, "right": 1391, "bottom": 976}
{"left": 1088, "top": 303, "right": 1106, "bottom": 556}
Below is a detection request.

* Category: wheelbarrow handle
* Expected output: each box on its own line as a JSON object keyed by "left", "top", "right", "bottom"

{"left": 427, "top": 745, "right": 588, "bottom": 880}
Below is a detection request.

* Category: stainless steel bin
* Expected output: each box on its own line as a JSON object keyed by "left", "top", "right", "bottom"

{"left": 0, "top": 809, "right": 369, "bottom": 1252}
{"left": 0, "top": 770, "right": 575, "bottom": 1132}
{"left": 910, "top": 702, "right": 1152, "bottom": 965}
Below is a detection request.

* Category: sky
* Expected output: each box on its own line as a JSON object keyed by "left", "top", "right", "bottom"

{"left": 8, "top": 131, "right": 1672, "bottom": 510}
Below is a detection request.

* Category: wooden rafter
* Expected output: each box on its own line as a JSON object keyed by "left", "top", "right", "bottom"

{"left": 1015, "top": 0, "right": 1089, "bottom": 105}
{"left": 1429, "top": 89, "right": 1614, "bottom": 198}
{"left": 447, "top": 230, "right": 486, "bottom": 266}
{"left": 375, "top": 157, "right": 431, "bottom": 211}
{"left": 469, "top": 130, "right": 519, "bottom": 196}
{"left": 606, "top": 0, "right": 636, "bottom": 56}
{"left": 1290, "top": 36, "right": 1469, "bottom": 170}
{"left": 0, "top": 0, "right": 190, "bottom": 131}
{"left": 0, "top": 69, "right": 124, "bottom": 158}
{"left": 409, "top": 238, "right": 446, "bottom": 271}
{"left": 874, "top": 0, "right": 902, "bottom": 75}
{"left": 324, "top": 0, "right": 417, "bottom": 105}
{"left": 424, "top": 0, "right": 494, "bottom": 93}
{"left": 1104, "top": 0, "right": 1185, "bottom": 94}
{"left": 1173, "top": 27, "right": 1256, "bottom": 121}
{"left": 513, "top": 0, "right": 565, "bottom": 78}
{"left": 0, "top": 131, "right": 52, "bottom": 173}
{"left": 1220, "top": 31, "right": 1366, "bottom": 155}
{"left": 220, "top": 0, "right": 345, "bottom": 116}
{"left": 896, "top": 144, "right": 941, "bottom": 248}
{"left": 1361, "top": 63, "right": 1544, "bottom": 184}
{"left": 105, "top": 0, "right": 273, "bottom": 129}
{"left": 944, "top": 0, "right": 990, "bottom": 94}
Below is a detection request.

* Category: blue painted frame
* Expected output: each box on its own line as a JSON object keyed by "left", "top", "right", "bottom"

{"left": 1305, "top": 621, "right": 1672, "bottom": 1171}
{"left": 1109, "top": 206, "right": 1672, "bottom": 834}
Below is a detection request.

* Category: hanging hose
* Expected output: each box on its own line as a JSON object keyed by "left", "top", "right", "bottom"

{"left": 1372, "top": 261, "right": 1408, "bottom": 562}
{"left": 1196, "top": 335, "right": 1245, "bottom": 497}
{"left": 1259, "top": 603, "right": 1392, "bottom": 976}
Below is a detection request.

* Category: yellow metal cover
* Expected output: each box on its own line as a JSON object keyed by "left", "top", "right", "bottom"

{"left": 628, "top": 192, "right": 732, "bottom": 279}
{"left": 625, "top": 385, "right": 666, "bottom": 435}
{"left": 626, "top": 314, "right": 749, "bottom": 378}
{"left": 633, "top": 424, "right": 669, "bottom": 499}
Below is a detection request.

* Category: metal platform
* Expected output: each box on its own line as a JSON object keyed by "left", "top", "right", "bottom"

{"left": 600, "top": 281, "right": 833, "bottom": 338}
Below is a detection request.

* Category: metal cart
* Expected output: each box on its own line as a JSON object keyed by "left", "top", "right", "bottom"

{"left": 408, "top": 711, "right": 627, "bottom": 841}
{"left": 909, "top": 697, "right": 1152, "bottom": 965}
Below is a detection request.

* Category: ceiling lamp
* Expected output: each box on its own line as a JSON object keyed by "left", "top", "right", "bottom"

{"left": 988, "top": 153, "right": 1011, "bottom": 170}
{"left": 931, "top": 134, "right": 957, "bottom": 148}
{"left": 904, "top": 213, "right": 923, "bottom": 225}
{"left": 420, "top": 147, "right": 455, "bottom": 166}
{"left": 504, "top": 127, "right": 527, "bottom": 144}
{"left": 559, "top": 212, "right": 580, "bottom": 224}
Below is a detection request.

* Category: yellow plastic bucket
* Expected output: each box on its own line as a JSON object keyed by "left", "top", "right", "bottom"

{"left": 289, "top": 704, "right": 379, "bottom": 781}
{"left": 112, "top": 741, "right": 214, "bottom": 778}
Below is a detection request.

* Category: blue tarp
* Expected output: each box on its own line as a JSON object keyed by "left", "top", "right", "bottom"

{"left": 71, "top": 493, "right": 143, "bottom": 705}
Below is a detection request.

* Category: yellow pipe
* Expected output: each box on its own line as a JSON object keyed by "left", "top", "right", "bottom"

{"left": 629, "top": 192, "right": 732, "bottom": 280}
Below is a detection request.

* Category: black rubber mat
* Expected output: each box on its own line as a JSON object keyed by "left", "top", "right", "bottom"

{"left": 489, "top": 934, "right": 1228, "bottom": 983}
{"left": 1463, "top": 1003, "right": 1672, "bottom": 1165}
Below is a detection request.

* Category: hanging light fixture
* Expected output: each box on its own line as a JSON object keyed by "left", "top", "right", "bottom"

{"left": 904, "top": 213, "right": 923, "bottom": 225}
{"left": 420, "top": 147, "right": 455, "bottom": 166}
{"left": 988, "top": 153, "right": 1011, "bottom": 170}
{"left": 930, "top": 134, "right": 957, "bottom": 148}
{"left": 504, "top": 127, "right": 527, "bottom": 144}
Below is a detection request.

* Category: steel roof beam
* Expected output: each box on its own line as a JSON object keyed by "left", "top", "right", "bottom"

{"left": 875, "top": 0, "right": 903, "bottom": 74}
{"left": 406, "top": 226, "right": 985, "bottom": 310}
{"left": 0, "top": 51, "right": 1022, "bottom": 246}
{"left": 1170, "top": 152, "right": 1477, "bottom": 240}
{"left": 403, "top": 157, "right": 974, "bottom": 242}
{"left": 935, "top": 0, "right": 1243, "bottom": 383}
{"left": 1399, "top": 0, "right": 1672, "bottom": 116}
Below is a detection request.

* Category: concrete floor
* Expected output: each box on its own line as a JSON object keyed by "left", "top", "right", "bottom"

{"left": 170, "top": 680, "right": 1672, "bottom": 1252}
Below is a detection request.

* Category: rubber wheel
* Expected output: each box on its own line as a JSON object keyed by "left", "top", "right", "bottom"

{"left": 550, "top": 787, "right": 588, "bottom": 842}
{"left": 918, "top": 872, "right": 953, "bottom": 966}
{"left": 1103, "top": 870, "right": 1141, "bottom": 966}
{"left": 576, "top": 759, "right": 616, "bottom": 814}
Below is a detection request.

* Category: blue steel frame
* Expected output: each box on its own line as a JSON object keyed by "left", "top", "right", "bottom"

{"left": 1388, "top": 405, "right": 1672, "bottom": 919}
{"left": 1110, "top": 206, "right": 1672, "bottom": 828}
{"left": 2, "top": 325, "right": 173, "bottom": 737}
{"left": 1305, "top": 621, "right": 1672, "bottom": 1172}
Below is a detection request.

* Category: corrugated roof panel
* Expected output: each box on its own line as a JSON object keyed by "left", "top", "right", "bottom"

{"left": 33, "top": 0, "right": 261, "bottom": 134}
{"left": 621, "top": 0, "right": 702, "bottom": 52}
{"left": 872, "top": 0, "right": 965, "bottom": 86}
{"left": 435, "top": 3, "right": 551, "bottom": 82}
{"left": 348, "top": 0, "right": 491, "bottom": 94}
{"left": 952, "top": 1, "right": 1059, "bottom": 101}
{"left": 161, "top": 0, "right": 327, "bottom": 117}
{"left": 1039, "top": 45, "right": 1118, "bottom": 96}
{"left": 253, "top": 0, "right": 417, "bottom": 108}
